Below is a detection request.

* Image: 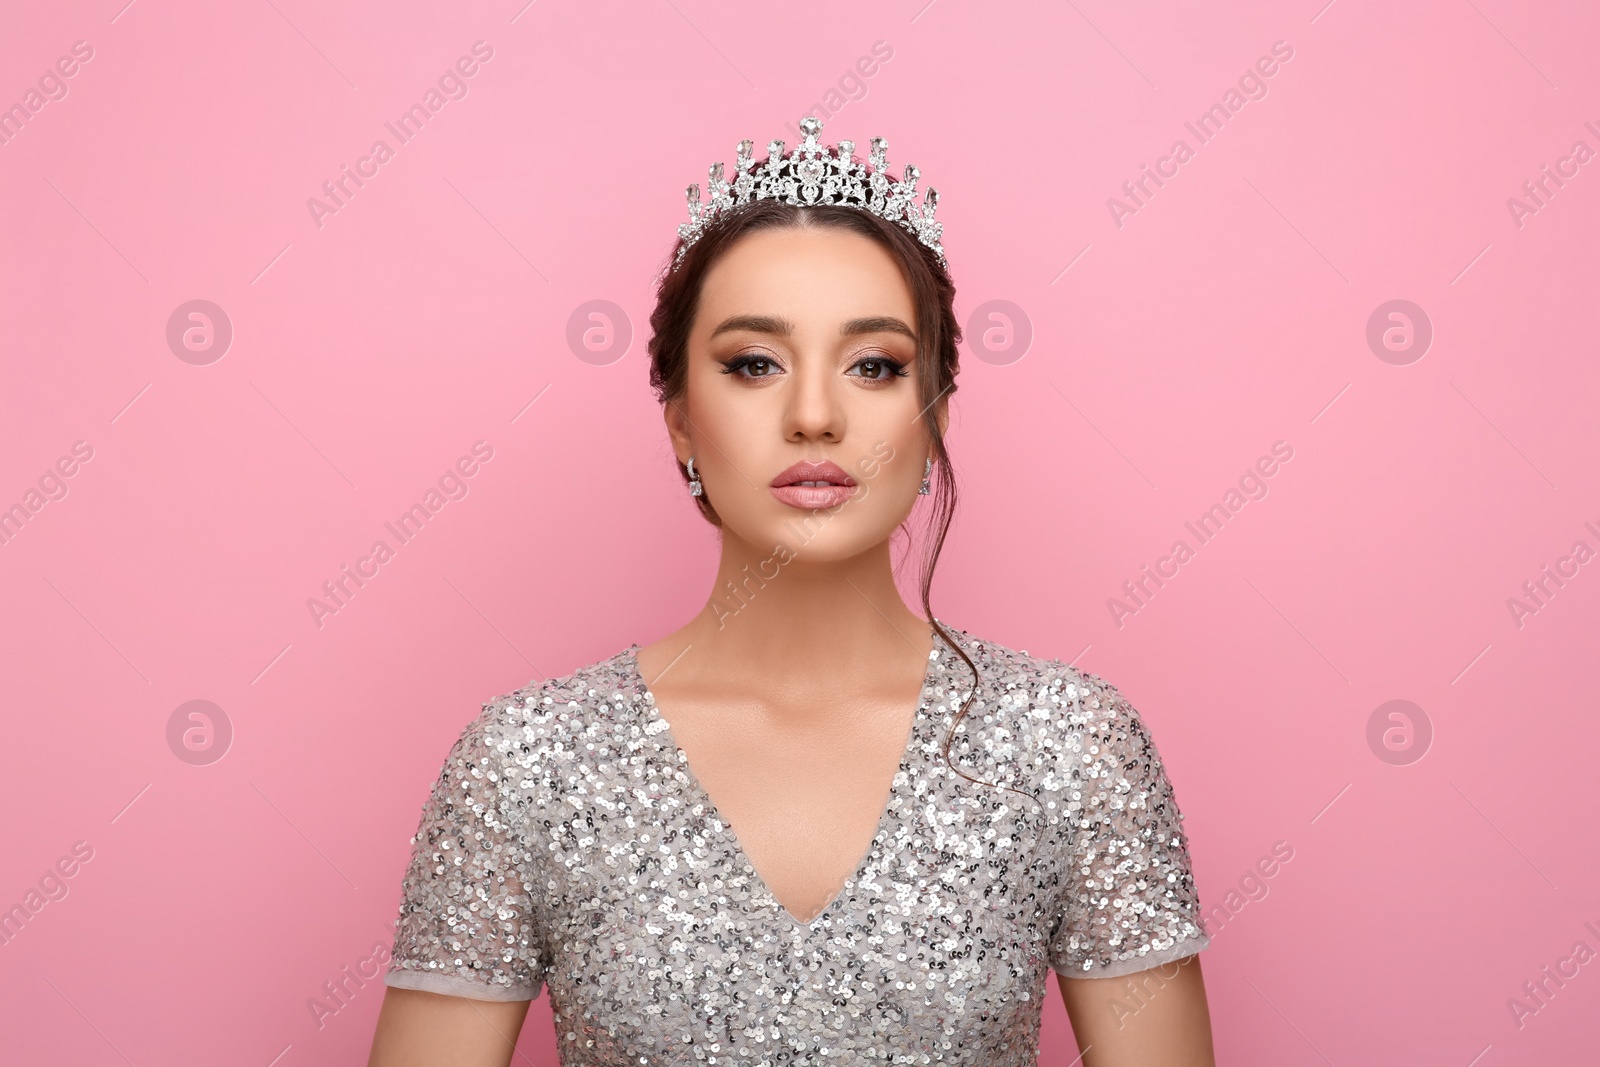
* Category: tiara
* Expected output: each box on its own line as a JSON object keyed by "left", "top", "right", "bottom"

{"left": 672, "top": 115, "right": 947, "bottom": 273}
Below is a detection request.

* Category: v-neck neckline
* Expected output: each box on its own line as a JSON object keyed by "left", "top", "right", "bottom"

{"left": 624, "top": 623, "right": 948, "bottom": 930}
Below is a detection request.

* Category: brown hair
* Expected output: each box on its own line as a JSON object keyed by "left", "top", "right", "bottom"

{"left": 646, "top": 198, "right": 1021, "bottom": 798}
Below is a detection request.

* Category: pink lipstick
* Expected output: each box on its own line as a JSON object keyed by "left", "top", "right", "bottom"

{"left": 769, "top": 459, "right": 859, "bottom": 510}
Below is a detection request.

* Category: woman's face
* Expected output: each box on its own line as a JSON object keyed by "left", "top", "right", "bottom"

{"left": 665, "top": 224, "right": 946, "bottom": 563}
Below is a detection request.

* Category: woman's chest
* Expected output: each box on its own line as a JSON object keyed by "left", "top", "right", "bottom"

{"left": 523, "top": 738, "right": 1059, "bottom": 1063}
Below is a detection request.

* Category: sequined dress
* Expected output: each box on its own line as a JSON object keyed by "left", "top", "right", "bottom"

{"left": 384, "top": 622, "right": 1210, "bottom": 1064}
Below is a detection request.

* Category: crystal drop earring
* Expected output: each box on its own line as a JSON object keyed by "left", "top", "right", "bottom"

{"left": 686, "top": 456, "right": 703, "bottom": 497}
{"left": 919, "top": 457, "right": 932, "bottom": 496}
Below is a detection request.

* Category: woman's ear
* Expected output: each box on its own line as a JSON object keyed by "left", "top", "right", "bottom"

{"left": 935, "top": 394, "right": 951, "bottom": 439}
{"left": 663, "top": 400, "right": 694, "bottom": 464}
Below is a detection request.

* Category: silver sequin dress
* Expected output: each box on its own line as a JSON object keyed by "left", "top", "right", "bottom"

{"left": 384, "top": 622, "right": 1210, "bottom": 1064}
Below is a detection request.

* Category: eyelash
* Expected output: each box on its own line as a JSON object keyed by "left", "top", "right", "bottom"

{"left": 719, "top": 353, "right": 909, "bottom": 382}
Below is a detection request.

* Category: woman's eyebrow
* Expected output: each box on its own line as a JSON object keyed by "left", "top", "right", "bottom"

{"left": 707, "top": 314, "right": 916, "bottom": 340}
{"left": 840, "top": 316, "right": 915, "bottom": 340}
{"left": 709, "top": 314, "right": 792, "bottom": 338}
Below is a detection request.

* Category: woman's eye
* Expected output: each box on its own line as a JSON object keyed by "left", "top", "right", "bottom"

{"left": 849, "top": 357, "right": 907, "bottom": 381}
{"left": 721, "top": 355, "right": 780, "bottom": 378}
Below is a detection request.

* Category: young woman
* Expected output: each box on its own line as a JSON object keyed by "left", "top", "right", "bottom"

{"left": 368, "top": 118, "right": 1215, "bottom": 1066}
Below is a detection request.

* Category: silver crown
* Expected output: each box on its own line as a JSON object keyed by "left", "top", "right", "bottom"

{"left": 672, "top": 115, "right": 946, "bottom": 273}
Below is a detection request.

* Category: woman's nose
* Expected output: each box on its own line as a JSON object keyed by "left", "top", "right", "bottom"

{"left": 783, "top": 359, "right": 845, "bottom": 442}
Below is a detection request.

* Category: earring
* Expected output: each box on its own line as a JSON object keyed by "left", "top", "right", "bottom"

{"left": 918, "top": 457, "right": 932, "bottom": 496}
{"left": 686, "top": 456, "right": 704, "bottom": 497}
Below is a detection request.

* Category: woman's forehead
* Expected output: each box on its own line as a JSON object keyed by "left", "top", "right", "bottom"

{"left": 697, "top": 229, "right": 915, "bottom": 326}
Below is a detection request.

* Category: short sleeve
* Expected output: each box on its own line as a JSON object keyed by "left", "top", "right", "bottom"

{"left": 384, "top": 709, "right": 545, "bottom": 1001}
{"left": 1049, "top": 670, "right": 1211, "bottom": 979}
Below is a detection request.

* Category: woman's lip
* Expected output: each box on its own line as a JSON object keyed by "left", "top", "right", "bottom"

{"left": 770, "top": 483, "right": 858, "bottom": 509}
{"left": 770, "top": 460, "right": 857, "bottom": 488}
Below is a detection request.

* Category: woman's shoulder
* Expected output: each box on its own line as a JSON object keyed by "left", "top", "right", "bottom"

{"left": 935, "top": 623, "right": 1173, "bottom": 789}
{"left": 937, "top": 621, "right": 1141, "bottom": 729}
{"left": 937, "top": 624, "right": 1192, "bottom": 841}
{"left": 445, "top": 644, "right": 647, "bottom": 764}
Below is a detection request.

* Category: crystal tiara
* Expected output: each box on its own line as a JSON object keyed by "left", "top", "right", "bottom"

{"left": 672, "top": 115, "right": 947, "bottom": 273}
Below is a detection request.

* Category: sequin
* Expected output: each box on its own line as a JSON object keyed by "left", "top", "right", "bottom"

{"left": 385, "top": 622, "right": 1210, "bottom": 1063}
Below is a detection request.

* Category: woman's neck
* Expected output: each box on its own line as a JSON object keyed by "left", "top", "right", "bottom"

{"left": 637, "top": 532, "right": 934, "bottom": 697}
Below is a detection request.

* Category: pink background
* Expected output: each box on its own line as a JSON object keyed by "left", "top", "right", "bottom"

{"left": 2, "top": 0, "right": 1597, "bottom": 1063}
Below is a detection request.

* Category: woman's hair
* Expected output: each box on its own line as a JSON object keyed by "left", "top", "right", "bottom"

{"left": 646, "top": 199, "right": 1020, "bottom": 798}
